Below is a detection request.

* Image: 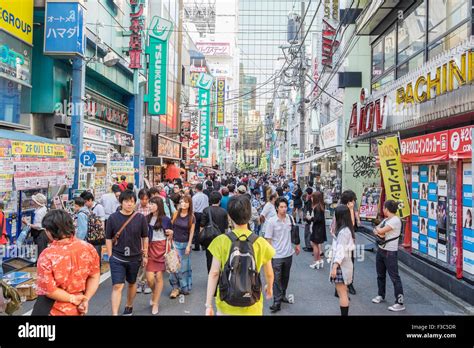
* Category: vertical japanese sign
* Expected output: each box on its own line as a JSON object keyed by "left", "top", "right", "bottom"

{"left": 216, "top": 78, "right": 225, "bottom": 126}
{"left": 44, "top": 1, "right": 85, "bottom": 56}
{"left": 377, "top": 136, "right": 410, "bottom": 218}
{"left": 322, "top": 0, "right": 339, "bottom": 70}
{"left": 128, "top": 0, "right": 145, "bottom": 69}
{"left": 145, "top": 16, "right": 173, "bottom": 115}
{"left": 189, "top": 110, "right": 200, "bottom": 160}
{"left": 198, "top": 87, "right": 211, "bottom": 159}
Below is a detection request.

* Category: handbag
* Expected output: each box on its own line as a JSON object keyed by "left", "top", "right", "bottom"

{"left": 199, "top": 208, "right": 221, "bottom": 248}
{"left": 112, "top": 212, "right": 138, "bottom": 246}
{"left": 288, "top": 215, "right": 301, "bottom": 245}
{"left": 164, "top": 239, "right": 181, "bottom": 273}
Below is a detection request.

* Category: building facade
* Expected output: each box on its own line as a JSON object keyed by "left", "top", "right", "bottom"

{"left": 349, "top": 0, "right": 474, "bottom": 304}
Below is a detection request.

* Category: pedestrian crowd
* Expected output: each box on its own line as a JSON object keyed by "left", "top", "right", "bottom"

{"left": 2, "top": 172, "right": 406, "bottom": 316}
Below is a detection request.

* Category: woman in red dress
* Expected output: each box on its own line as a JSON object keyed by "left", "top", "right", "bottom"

{"left": 146, "top": 197, "right": 173, "bottom": 315}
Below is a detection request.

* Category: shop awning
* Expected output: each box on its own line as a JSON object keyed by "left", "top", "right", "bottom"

{"left": 0, "top": 129, "right": 65, "bottom": 144}
{"left": 296, "top": 146, "right": 342, "bottom": 165}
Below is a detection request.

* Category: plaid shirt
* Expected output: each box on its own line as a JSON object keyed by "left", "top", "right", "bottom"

{"left": 136, "top": 203, "right": 151, "bottom": 217}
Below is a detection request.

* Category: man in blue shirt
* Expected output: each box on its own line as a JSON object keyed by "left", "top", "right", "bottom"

{"left": 74, "top": 197, "right": 89, "bottom": 240}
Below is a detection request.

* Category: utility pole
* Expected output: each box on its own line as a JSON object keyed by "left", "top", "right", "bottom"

{"left": 299, "top": 1, "right": 306, "bottom": 161}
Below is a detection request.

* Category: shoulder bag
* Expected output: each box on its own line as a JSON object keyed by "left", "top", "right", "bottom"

{"left": 112, "top": 212, "right": 138, "bottom": 246}
{"left": 288, "top": 215, "right": 301, "bottom": 245}
{"left": 374, "top": 218, "right": 401, "bottom": 247}
{"left": 165, "top": 238, "right": 181, "bottom": 273}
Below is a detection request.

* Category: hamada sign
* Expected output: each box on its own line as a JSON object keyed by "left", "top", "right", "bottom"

{"left": 196, "top": 42, "right": 230, "bottom": 56}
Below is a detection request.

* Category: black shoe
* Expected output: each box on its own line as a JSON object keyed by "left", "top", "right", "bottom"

{"left": 270, "top": 303, "right": 281, "bottom": 312}
{"left": 282, "top": 297, "right": 290, "bottom": 304}
{"left": 123, "top": 306, "right": 133, "bottom": 316}
{"left": 193, "top": 246, "right": 201, "bottom": 251}
{"left": 348, "top": 284, "right": 356, "bottom": 295}
{"left": 303, "top": 247, "right": 312, "bottom": 252}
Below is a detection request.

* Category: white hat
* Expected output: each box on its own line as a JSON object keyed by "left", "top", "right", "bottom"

{"left": 32, "top": 193, "right": 47, "bottom": 207}
{"left": 237, "top": 185, "right": 247, "bottom": 194}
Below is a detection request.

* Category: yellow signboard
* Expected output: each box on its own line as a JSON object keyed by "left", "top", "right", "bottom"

{"left": 0, "top": 0, "right": 34, "bottom": 44}
{"left": 11, "top": 141, "right": 67, "bottom": 158}
{"left": 377, "top": 136, "right": 410, "bottom": 218}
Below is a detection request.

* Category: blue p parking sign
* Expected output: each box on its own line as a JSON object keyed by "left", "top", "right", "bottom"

{"left": 80, "top": 151, "right": 96, "bottom": 167}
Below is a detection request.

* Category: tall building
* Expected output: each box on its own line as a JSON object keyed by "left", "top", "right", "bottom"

{"left": 183, "top": 0, "right": 240, "bottom": 172}
{"left": 238, "top": 0, "right": 319, "bottom": 171}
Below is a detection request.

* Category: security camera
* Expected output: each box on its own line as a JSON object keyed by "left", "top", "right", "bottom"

{"left": 103, "top": 50, "right": 120, "bottom": 67}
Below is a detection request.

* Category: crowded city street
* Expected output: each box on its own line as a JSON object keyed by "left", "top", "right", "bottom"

{"left": 0, "top": 1, "right": 473, "bottom": 340}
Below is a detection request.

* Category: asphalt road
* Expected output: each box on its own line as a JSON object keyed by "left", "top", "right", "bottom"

{"left": 15, "top": 224, "right": 468, "bottom": 316}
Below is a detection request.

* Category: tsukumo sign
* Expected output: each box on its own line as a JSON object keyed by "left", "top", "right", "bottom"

{"left": 145, "top": 16, "right": 173, "bottom": 115}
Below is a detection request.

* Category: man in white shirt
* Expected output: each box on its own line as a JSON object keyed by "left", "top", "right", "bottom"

{"left": 100, "top": 185, "right": 121, "bottom": 221}
{"left": 372, "top": 200, "right": 405, "bottom": 312}
{"left": 265, "top": 197, "right": 300, "bottom": 313}
{"left": 192, "top": 183, "right": 209, "bottom": 250}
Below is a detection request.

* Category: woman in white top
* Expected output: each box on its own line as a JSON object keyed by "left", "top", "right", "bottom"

{"left": 329, "top": 205, "right": 355, "bottom": 316}
{"left": 259, "top": 193, "right": 278, "bottom": 237}
{"left": 146, "top": 197, "right": 173, "bottom": 315}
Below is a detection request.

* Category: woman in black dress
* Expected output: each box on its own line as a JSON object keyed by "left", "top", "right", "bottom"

{"left": 292, "top": 184, "right": 303, "bottom": 223}
{"left": 309, "top": 191, "right": 327, "bottom": 269}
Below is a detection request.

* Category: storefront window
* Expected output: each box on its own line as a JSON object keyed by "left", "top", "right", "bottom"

{"left": 428, "top": 0, "right": 469, "bottom": 43}
{"left": 371, "top": 72, "right": 395, "bottom": 92}
{"left": 428, "top": 22, "right": 470, "bottom": 60}
{"left": 397, "top": 2, "right": 426, "bottom": 64}
{"left": 384, "top": 28, "right": 396, "bottom": 69}
{"left": 372, "top": 40, "right": 383, "bottom": 77}
{"left": 397, "top": 51, "right": 424, "bottom": 78}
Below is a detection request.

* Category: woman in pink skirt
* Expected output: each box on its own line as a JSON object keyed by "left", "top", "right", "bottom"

{"left": 146, "top": 197, "right": 173, "bottom": 315}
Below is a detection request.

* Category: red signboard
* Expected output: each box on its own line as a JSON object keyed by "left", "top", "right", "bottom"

{"left": 400, "top": 131, "right": 449, "bottom": 163}
{"left": 400, "top": 126, "right": 473, "bottom": 163}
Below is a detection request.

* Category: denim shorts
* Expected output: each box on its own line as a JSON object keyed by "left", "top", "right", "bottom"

{"left": 109, "top": 255, "right": 141, "bottom": 285}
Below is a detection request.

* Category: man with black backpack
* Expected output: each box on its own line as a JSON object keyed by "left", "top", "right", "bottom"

{"left": 200, "top": 191, "right": 229, "bottom": 272}
{"left": 205, "top": 195, "right": 275, "bottom": 315}
{"left": 80, "top": 191, "right": 106, "bottom": 262}
{"left": 265, "top": 197, "right": 301, "bottom": 313}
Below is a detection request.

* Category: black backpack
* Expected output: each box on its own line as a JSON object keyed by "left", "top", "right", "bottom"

{"left": 199, "top": 208, "right": 221, "bottom": 248}
{"left": 218, "top": 232, "right": 261, "bottom": 307}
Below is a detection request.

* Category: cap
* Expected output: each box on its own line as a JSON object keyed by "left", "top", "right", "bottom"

{"left": 32, "top": 193, "right": 47, "bottom": 207}
{"left": 111, "top": 174, "right": 118, "bottom": 179}
{"left": 237, "top": 185, "right": 247, "bottom": 194}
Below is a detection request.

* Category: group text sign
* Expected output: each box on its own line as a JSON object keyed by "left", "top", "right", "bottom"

{"left": 146, "top": 16, "right": 173, "bottom": 115}
{"left": 198, "top": 88, "right": 210, "bottom": 159}
{"left": 44, "top": 1, "right": 86, "bottom": 56}
{"left": 378, "top": 136, "right": 411, "bottom": 218}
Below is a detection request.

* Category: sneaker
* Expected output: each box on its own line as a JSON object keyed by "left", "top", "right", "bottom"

{"left": 170, "top": 288, "right": 180, "bottom": 299}
{"left": 309, "top": 262, "right": 319, "bottom": 269}
{"left": 388, "top": 304, "right": 406, "bottom": 312}
{"left": 144, "top": 286, "right": 152, "bottom": 294}
{"left": 372, "top": 296, "right": 385, "bottom": 304}
{"left": 269, "top": 303, "right": 281, "bottom": 313}
{"left": 123, "top": 306, "right": 133, "bottom": 316}
{"left": 136, "top": 284, "right": 143, "bottom": 293}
